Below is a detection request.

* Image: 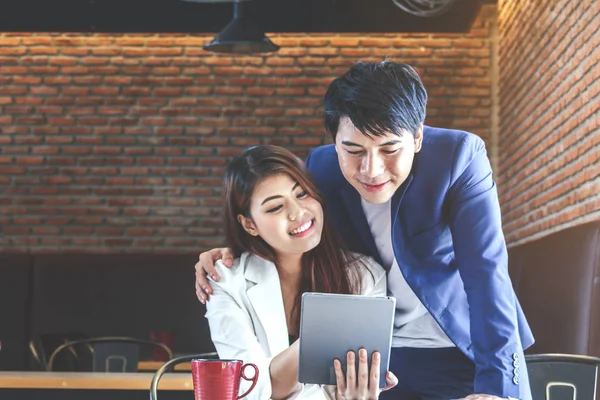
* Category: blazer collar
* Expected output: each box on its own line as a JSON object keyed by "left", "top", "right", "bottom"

{"left": 340, "top": 174, "right": 414, "bottom": 269}
{"left": 243, "top": 254, "right": 290, "bottom": 356}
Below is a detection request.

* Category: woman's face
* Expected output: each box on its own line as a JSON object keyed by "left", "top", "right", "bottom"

{"left": 238, "top": 174, "right": 324, "bottom": 258}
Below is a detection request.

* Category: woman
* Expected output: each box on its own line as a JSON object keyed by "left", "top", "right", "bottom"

{"left": 205, "top": 145, "right": 397, "bottom": 399}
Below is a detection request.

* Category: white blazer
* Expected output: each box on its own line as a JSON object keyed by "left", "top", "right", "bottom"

{"left": 205, "top": 252, "right": 387, "bottom": 400}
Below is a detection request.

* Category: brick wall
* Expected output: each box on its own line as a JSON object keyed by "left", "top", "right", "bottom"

{"left": 497, "top": 0, "right": 600, "bottom": 245}
{"left": 0, "top": 5, "right": 496, "bottom": 253}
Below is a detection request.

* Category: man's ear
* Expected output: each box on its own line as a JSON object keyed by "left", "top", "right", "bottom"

{"left": 237, "top": 214, "right": 259, "bottom": 236}
{"left": 414, "top": 124, "right": 424, "bottom": 153}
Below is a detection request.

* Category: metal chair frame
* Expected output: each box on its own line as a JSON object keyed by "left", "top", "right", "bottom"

{"left": 47, "top": 336, "right": 173, "bottom": 372}
{"left": 149, "top": 352, "right": 218, "bottom": 400}
{"left": 525, "top": 353, "right": 600, "bottom": 400}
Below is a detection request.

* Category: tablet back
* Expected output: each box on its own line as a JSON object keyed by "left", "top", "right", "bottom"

{"left": 298, "top": 292, "right": 396, "bottom": 387}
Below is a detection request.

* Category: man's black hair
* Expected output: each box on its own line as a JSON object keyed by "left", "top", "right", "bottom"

{"left": 324, "top": 61, "right": 427, "bottom": 140}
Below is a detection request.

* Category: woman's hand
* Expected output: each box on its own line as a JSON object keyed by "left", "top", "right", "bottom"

{"left": 334, "top": 349, "right": 398, "bottom": 400}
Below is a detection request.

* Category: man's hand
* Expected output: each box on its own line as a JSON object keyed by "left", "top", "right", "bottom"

{"left": 194, "top": 247, "right": 234, "bottom": 304}
{"left": 334, "top": 349, "right": 398, "bottom": 400}
{"left": 459, "top": 395, "right": 508, "bottom": 400}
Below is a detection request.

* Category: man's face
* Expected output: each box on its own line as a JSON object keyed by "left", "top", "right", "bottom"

{"left": 334, "top": 117, "right": 423, "bottom": 204}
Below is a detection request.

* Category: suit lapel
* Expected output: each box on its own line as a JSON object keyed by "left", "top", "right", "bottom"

{"left": 390, "top": 173, "right": 414, "bottom": 270}
{"left": 339, "top": 173, "right": 414, "bottom": 271}
{"left": 340, "top": 182, "right": 382, "bottom": 266}
{"left": 391, "top": 173, "right": 413, "bottom": 220}
{"left": 244, "top": 255, "right": 290, "bottom": 356}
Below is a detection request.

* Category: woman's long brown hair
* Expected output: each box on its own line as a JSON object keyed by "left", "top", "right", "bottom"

{"left": 223, "top": 145, "right": 365, "bottom": 331}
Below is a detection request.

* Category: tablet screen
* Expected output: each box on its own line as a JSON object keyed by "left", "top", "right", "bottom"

{"left": 298, "top": 292, "right": 396, "bottom": 387}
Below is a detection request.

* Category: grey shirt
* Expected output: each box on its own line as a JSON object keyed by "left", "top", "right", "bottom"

{"left": 361, "top": 198, "right": 454, "bottom": 348}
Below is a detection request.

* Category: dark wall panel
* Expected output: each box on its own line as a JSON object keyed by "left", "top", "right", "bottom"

{"left": 0, "top": 0, "right": 481, "bottom": 33}
{"left": 31, "top": 254, "right": 215, "bottom": 356}
{"left": 0, "top": 255, "right": 32, "bottom": 370}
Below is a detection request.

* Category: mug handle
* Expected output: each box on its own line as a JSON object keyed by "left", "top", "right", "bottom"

{"left": 236, "top": 363, "right": 259, "bottom": 399}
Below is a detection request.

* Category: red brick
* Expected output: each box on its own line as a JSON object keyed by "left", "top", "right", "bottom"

{"left": 266, "top": 58, "right": 295, "bottom": 66}
{"left": 0, "top": 47, "right": 27, "bottom": 55}
{"left": 247, "top": 88, "right": 276, "bottom": 96}
{"left": 361, "top": 39, "right": 392, "bottom": 48}
{"left": 299, "top": 39, "right": 329, "bottom": 47}
{"left": 39, "top": 106, "right": 63, "bottom": 114}
{"left": 277, "top": 88, "right": 306, "bottom": 96}
{"left": 213, "top": 67, "right": 244, "bottom": 75}
{"left": 6, "top": 106, "right": 33, "bottom": 114}
{"left": 274, "top": 67, "right": 303, "bottom": 76}
{"left": 122, "top": 66, "right": 151, "bottom": 75}
{"left": 0, "top": 37, "right": 21, "bottom": 45}
{"left": 245, "top": 67, "right": 273, "bottom": 75}
{"left": 215, "top": 87, "right": 244, "bottom": 95}
{"left": 0, "top": 13, "right": 505, "bottom": 252}
{"left": 497, "top": 0, "right": 598, "bottom": 243}
{"left": 0, "top": 86, "right": 27, "bottom": 95}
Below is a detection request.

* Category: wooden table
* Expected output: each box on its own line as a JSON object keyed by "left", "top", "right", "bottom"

{"left": 137, "top": 361, "right": 192, "bottom": 372}
{"left": 0, "top": 371, "right": 193, "bottom": 390}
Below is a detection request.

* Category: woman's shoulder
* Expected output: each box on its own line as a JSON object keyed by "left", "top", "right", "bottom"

{"left": 211, "top": 252, "right": 250, "bottom": 288}
{"left": 212, "top": 252, "right": 275, "bottom": 285}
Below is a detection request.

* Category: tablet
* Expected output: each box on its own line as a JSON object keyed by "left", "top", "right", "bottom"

{"left": 298, "top": 292, "right": 396, "bottom": 387}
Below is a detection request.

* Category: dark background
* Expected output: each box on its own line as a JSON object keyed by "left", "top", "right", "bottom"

{"left": 0, "top": 0, "right": 483, "bottom": 33}
{"left": 0, "top": 254, "right": 215, "bottom": 371}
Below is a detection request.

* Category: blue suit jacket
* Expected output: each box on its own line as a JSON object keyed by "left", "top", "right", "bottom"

{"left": 306, "top": 126, "right": 534, "bottom": 398}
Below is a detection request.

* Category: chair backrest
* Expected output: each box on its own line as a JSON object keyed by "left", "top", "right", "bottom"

{"left": 47, "top": 336, "right": 173, "bottom": 372}
{"left": 29, "top": 332, "right": 90, "bottom": 371}
{"left": 526, "top": 354, "right": 600, "bottom": 400}
{"left": 149, "top": 352, "right": 218, "bottom": 400}
{"left": 508, "top": 221, "right": 600, "bottom": 357}
{"left": 93, "top": 341, "right": 140, "bottom": 372}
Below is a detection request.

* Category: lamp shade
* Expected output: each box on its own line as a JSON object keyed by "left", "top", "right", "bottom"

{"left": 203, "top": 2, "right": 279, "bottom": 54}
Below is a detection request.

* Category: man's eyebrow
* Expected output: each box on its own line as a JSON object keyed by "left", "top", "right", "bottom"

{"left": 341, "top": 140, "right": 402, "bottom": 147}
{"left": 260, "top": 182, "right": 300, "bottom": 205}
{"left": 379, "top": 140, "right": 402, "bottom": 146}
{"left": 341, "top": 140, "right": 362, "bottom": 147}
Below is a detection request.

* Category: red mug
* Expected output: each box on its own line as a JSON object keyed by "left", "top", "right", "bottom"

{"left": 191, "top": 359, "right": 259, "bottom": 400}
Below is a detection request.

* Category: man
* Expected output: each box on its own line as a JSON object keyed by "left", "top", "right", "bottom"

{"left": 195, "top": 61, "right": 533, "bottom": 400}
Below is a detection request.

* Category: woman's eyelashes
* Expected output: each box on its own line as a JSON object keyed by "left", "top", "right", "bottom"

{"left": 265, "top": 190, "right": 309, "bottom": 213}
{"left": 266, "top": 205, "right": 283, "bottom": 214}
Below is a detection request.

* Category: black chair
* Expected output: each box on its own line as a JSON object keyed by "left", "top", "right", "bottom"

{"left": 149, "top": 352, "right": 218, "bottom": 400}
{"left": 47, "top": 336, "right": 173, "bottom": 372}
{"left": 525, "top": 353, "right": 600, "bottom": 400}
{"left": 29, "top": 332, "right": 90, "bottom": 371}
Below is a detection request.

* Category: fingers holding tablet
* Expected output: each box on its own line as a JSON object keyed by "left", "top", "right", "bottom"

{"left": 368, "top": 351, "right": 380, "bottom": 393}
{"left": 333, "top": 358, "right": 346, "bottom": 394}
{"left": 381, "top": 369, "right": 398, "bottom": 394}
{"left": 357, "top": 349, "right": 369, "bottom": 394}
{"left": 334, "top": 349, "right": 393, "bottom": 399}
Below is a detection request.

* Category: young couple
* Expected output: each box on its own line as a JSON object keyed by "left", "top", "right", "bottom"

{"left": 198, "top": 61, "right": 534, "bottom": 400}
